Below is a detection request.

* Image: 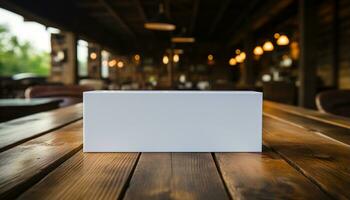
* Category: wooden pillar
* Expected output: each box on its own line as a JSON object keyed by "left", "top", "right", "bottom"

{"left": 243, "top": 31, "right": 255, "bottom": 87}
{"left": 298, "top": 0, "right": 317, "bottom": 108}
{"left": 332, "top": 0, "right": 339, "bottom": 89}
{"left": 50, "top": 31, "right": 78, "bottom": 85}
{"left": 87, "top": 43, "right": 102, "bottom": 79}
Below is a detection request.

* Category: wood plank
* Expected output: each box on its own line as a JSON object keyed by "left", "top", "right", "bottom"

{"left": 264, "top": 105, "right": 350, "bottom": 146}
{"left": 124, "top": 153, "right": 230, "bottom": 200}
{"left": 18, "top": 151, "right": 139, "bottom": 200}
{"left": 0, "top": 103, "right": 82, "bottom": 152}
{"left": 215, "top": 148, "right": 329, "bottom": 199}
{"left": 264, "top": 100, "right": 350, "bottom": 129}
{"left": 0, "top": 121, "right": 83, "bottom": 199}
{"left": 263, "top": 115, "right": 350, "bottom": 199}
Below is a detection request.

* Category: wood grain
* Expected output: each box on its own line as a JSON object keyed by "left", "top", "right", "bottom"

{"left": 263, "top": 115, "right": 350, "bottom": 199}
{"left": 123, "top": 153, "right": 230, "bottom": 200}
{"left": 0, "top": 103, "right": 82, "bottom": 152}
{"left": 264, "top": 100, "right": 350, "bottom": 129}
{"left": 0, "top": 121, "right": 82, "bottom": 199}
{"left": 215, "top": 149, "right": 329, "bottom": 199}
{"left": 18, "top": 151, "right": 139, "bottom": 200}
{"left": 264, "top": 106, "right": 350, "bottom": 146}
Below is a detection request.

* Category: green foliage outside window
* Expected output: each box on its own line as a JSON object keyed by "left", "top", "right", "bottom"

{"left": 0, "top": 24, "right": 50, "bottom": 76}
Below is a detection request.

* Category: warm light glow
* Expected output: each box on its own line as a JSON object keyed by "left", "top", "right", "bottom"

{"left": 240, "top": 52, "right": 246, "bottom": 60}
{"left": 108, "top": 59, "right": 116, "bottom": 67}
{"left": 235, "top": 54, "right": 244, "bottom": 63}
{"left": 229, "top": 58, "right": 237, "bottom": 66}
{"left": 263, "top": 41, "right": 274, "bottom": 51}
{"left": 134, "top": 54, "right": 140, "bottom": 61}
{"left": 274, "top": 33, "right": 280, "bottom": 39}
{"left": 144, "top": 22, "right": 176, "bottom": 31}
{"left": 171, "top": 37, "right": 195, "bottom": 43}
{"left": 208, "top": 54, "right": 214, "bottom": 61}
{"left": 162, "top": 55, "right": 169, "bottom": 64}
{"left": 235, "top": 49, "right": 241, "bottom": 54}
{"left": 117, "top": 61, "right": 124, "bottom": 68}
{"left": 276, "top": 35, "right": 289, "bottom": 46}
{"left": 253, "top": 46, "right": 264, "bottom": 56}
{"left": 173, "top": 54, "right": 180, "bottom": 63}
{"left": 290, "top": 41, "right": 300, "bottom": 60}
{"left": 90, "top": 52, "right": 97, "bottom": 60}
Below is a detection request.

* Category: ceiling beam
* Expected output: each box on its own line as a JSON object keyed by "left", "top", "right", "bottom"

{"left": 225, "top": 0, "right": 259, "bottom": 46}
{"left": 189, "top": 0, "right": 200, "bottom": 35}
{"left": 99, "top": 0, "right": 136, "bottom": 39}
{"left": 227, "top": 0, "right": 294, "bottom": 46}
{"left": 134, "top": 0, "right": 147, "bottom": 22}
{"left": 207, "top": 0, "right": 231, "bottom": 36}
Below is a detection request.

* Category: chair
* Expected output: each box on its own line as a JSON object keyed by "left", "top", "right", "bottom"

{"left": 316, "top": 90, "right": 350, "bottom": 117}
{"left": 25, "top": 85, "right": 94, "bottom": 107}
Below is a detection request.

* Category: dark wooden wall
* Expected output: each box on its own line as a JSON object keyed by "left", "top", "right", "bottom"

{"left": 315, "top": 0, "right": 350, "bottom": 89}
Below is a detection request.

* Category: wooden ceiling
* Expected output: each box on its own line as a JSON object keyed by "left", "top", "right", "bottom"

{"left": 0, "top": 0, "right": 296, "bottom": 54}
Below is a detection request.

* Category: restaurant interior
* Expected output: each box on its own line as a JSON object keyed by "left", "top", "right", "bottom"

{"left": 2, "top": 0, "right": 350, "bottom": 199}
{"left": 0, "top": 0, "right": 349, "bottom": 121}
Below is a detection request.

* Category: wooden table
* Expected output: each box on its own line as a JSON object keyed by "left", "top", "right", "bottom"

{"left": 1, "top": 101, "right": 350, "bottom": 199}
{"left": 0, "top": 98, "right": 62, "bottom": 122}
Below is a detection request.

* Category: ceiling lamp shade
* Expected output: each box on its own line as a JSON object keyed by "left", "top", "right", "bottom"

{"left": 90, "top": 52, "right": 97, "bottom": 60}
{"left": 235, "top": 54, "right": 244, "bottom": 63}
{"left": 229, "top": 58, "right": 237, "bottom": 66}
{"left": 263, "top": 41, "right": 274, "bottom": 51}
{"left": 173, "top": 54, "right": 180, "bottom": 63}
{"left": 171, "top": 37, "right": 195, "bottom": 43}
{"left": 239, "top": 52, "right": 246, "bottom": 60}
{"left": 253, "top": 46, "right": 264, "bottom": 56}
{"left": 144, "top": 4, "right": 175, "bottom": 31}
{"left": 117, "top": 61, "right": 124, "bottom": 68}
{"left": 276, "top": 35, "right": 290, "bottom": 46}
{"left": 162, "top": 55, "right": 169, "bottom": 64}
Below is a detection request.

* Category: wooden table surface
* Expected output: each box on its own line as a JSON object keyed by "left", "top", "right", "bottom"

{"left": 1, "top": 101, "right": 350, "bottom": 199}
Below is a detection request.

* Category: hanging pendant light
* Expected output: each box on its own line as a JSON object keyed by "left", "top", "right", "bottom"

{"left": 144, "top": 3, "right": 176, "bottom": 31}
{"left": 171, "top": 27, "right": 195, "bottom": 43}
{"left": 263, "top": 41, "right": 274, "bottom": 51}
{"left": 253, "top": 46, "right": 264, "bottom": 56}
{"left": 276, "top": 35, "right": 289, "bottom": 46}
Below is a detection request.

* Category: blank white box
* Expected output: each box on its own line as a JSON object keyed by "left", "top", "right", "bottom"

{"left": 83, "top": 91, "right": 262, "bottom": 152}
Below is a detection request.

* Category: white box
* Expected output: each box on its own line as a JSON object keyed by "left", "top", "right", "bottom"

{"left": 83, "top": 91, "right": 262, "bottom": 152}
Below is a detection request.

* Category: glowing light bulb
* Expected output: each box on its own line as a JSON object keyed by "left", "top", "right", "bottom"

{"left": 173, "top": 54, "right": 179, "bottom": 63}
{"left": 90, "top": 52, "right": 97, "bottom": 60}
{"left": 117, "top": 61, "right": 124, "bottom": 68}
{"left": 274, "top": 33, "right": 280, "bottom": 39}
{"left": 240, "top": 52, "right": 246, "bottom": 60}
{"left": 235, "top": 54, "right": 243, "bottom": 63}
{"left": 253, "top": 46, "right": 264, "bottom": 56}
{"left": 162, "top": 55, "right": 169, "bottom": 64}
{"left": 229, "top": 58, "right": 237, "bottom": 66}
{"left": 276, "top": 35, "right": 289, "bottom": 46}
{"left": 134, "top": 54, "right": 140, "bottom": 61}
{"left": 263, "top": 41, "right": 274, "bottom": 51}
{"left": 108, "top": 59, "right": 116, "bottom": 67}
{"left": 208, "top": 54, "right": 214, "bottom": 61}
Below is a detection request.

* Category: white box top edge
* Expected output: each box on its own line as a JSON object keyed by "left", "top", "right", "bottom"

{"left": 84, "top": 90, "right": 262, "bottom": 95}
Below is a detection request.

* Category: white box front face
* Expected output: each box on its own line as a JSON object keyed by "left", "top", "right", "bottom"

{"left": 83, "top": 91, "right": 262, "bottom": 152}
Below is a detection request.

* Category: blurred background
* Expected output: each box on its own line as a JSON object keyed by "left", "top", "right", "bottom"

{"left": 0, "top": 0, "right": 349, "bottom": 121}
